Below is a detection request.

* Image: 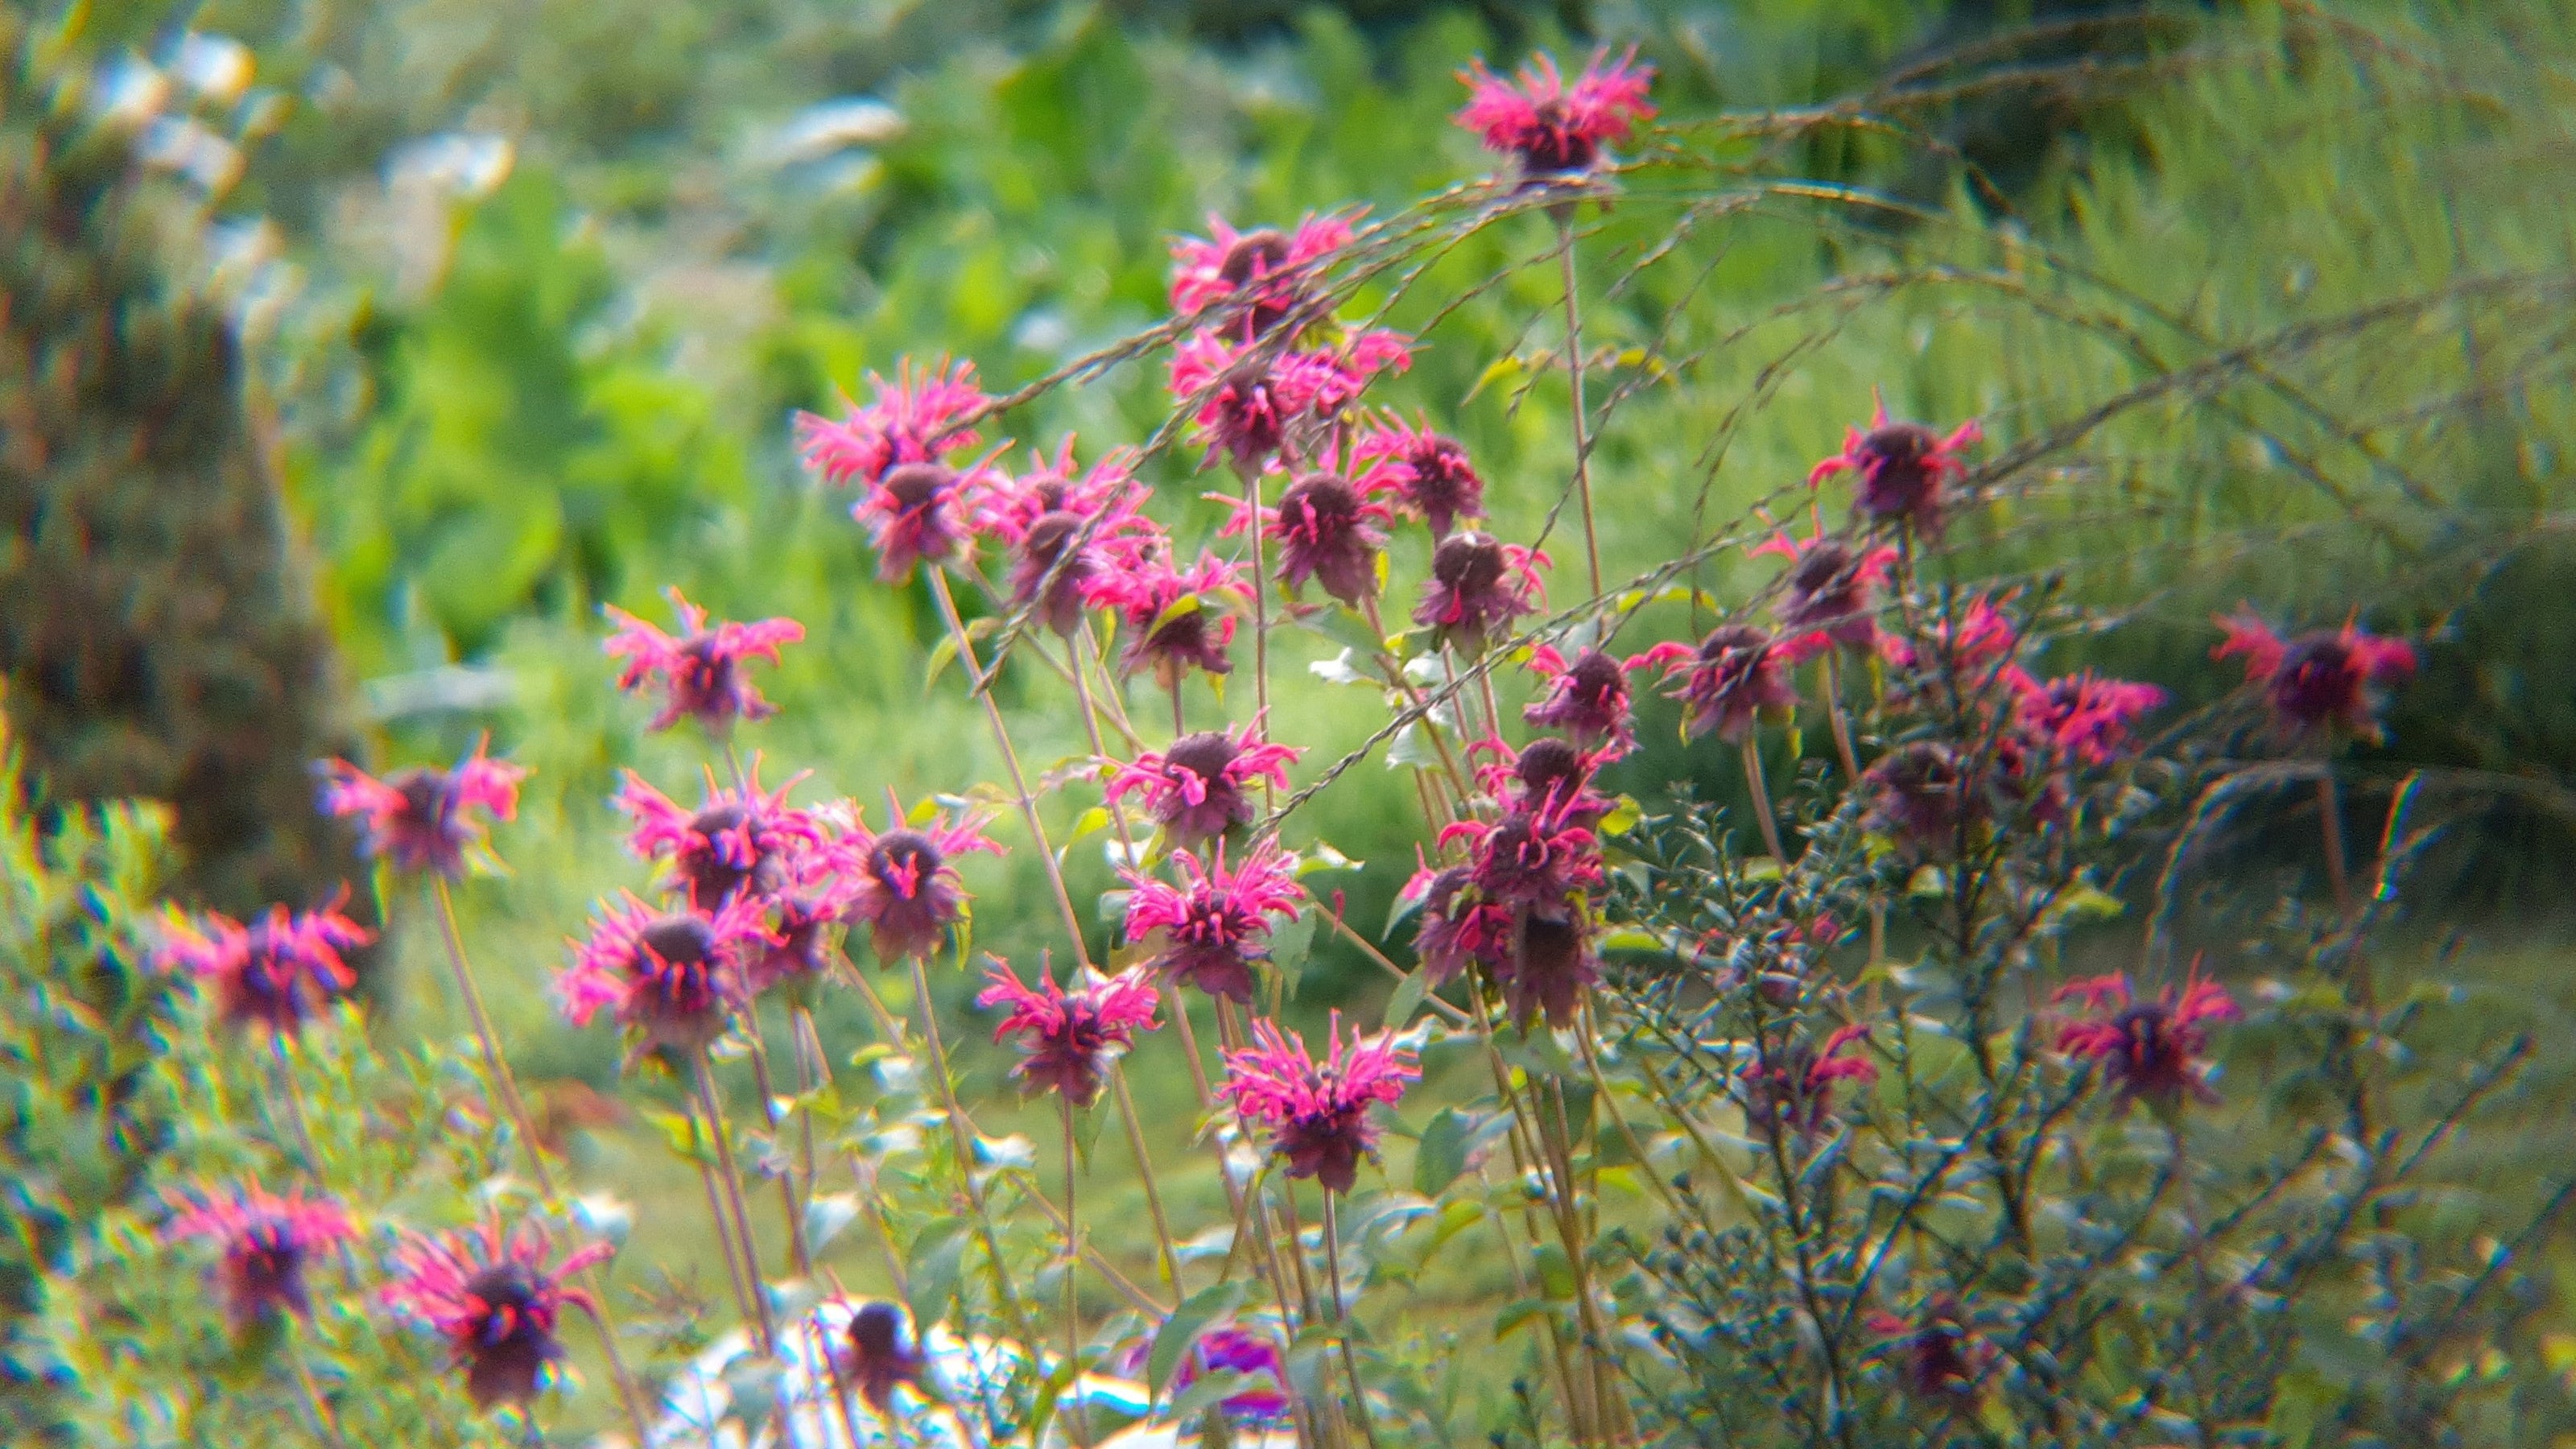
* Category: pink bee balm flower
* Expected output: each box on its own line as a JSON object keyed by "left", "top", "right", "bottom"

{"left": 1864, "top": 1297, "right": 1996, "bottom": 1404}
{"left": 831, "top": 1300, "right": 931, "bottom": 1412}
{"left": 976, "top": 957, "right": 1160, "bottom": 1108}
{"left": 2055, "top": 968, "right": 2240, "bottom": 1109}
{"left": 1752, "top": 530, "right": 1897, "bottom": 660}
{"left": 1094, "top": 549, "right": 1245, "bottom": 689}
{"left": 1105, "top": 720, "right": 1302, "bottom": 853}
{"left": 1168, "top": 213, "right": 1356, "bottom": 342}
{"left": 1740, "top": 1023, "right": 1877, "bottom": 1142}
{"left": 854, "top": 460, "right": 981, "bottom": 582}
{"left": 1226, "top": 472, "right": 1391, "bottom": 608}
{"left": 744, "top": 873, "right": 859, "bottom": 999}
{"left": 1220, "top": 1011, "right": 1420, "bottom": 1193}
{"left": 2212, "top": 609, "right": 2417, "bottom": 743}
{"left": 1455, "top": 47, "right": 1657, "bottom": 177}
{"left": 1522, "top": 644, "right": 1647, "bottom": 757}
{"left": 2016, "top": 671, "right": 2167, "bottom": 768}
{"left": 1476, "top": 735, "right": 1613, "bottom": 831}
{"left": 558, "top": 893, "right": 770, "bottom": 1052}
{"left": 1494, "top": 909, "right": 1598, "bottom": 1030}
{"left": 1170, "top": 332, "right": 1409, "bottom": 468}
{"left": 1404, "top": 864, "right": 1512, "bottom": 984}
{"left": 320, "top": 737, "right": 526, "bottom": 879}
{"left": 1171, "top": 1323, "right": 1294, "bottom": 1424}
{"left": 158, "top": 900, "right": 371, "bottom": 1037}
{"left": 843, "top": 799, "right": 1005, "bottom": 964}
{"left": 384, "top": 1214, "right": 610, "bottom": 1410}
{"left": 1646, "top": 625, "right": 1799, "bottom": 744}
{"left": 163, "top": 1181, "right": 357, "bottom": 1333}
{"left": 1807, "top": 401, "right": 1984, "bottom": 538}
{"left": 1862, "top": 741, "right": 1985, "bottom": 861}
{"left": 796, "top": 357, "right": 989, "bottom": 491}
{"left": 985, "top": 443, "right": 1155, "bottom": 636}
{"left": 616, "top": 766, "right": 826, "bottom": 909}
{"left": 602, "top": 587, "right": 803, "bottom": 733}
{"left": 1122, "top": 843, "right": 1304, "bottom": 1005}
{"left": 1356, "top": 415, "right": 1485, "bottom": 539}
{"left": 1413, "top": 530, "right": 1547, "bottom": 653}
{"left": 1443, "top": 806, "right": 1604, "bottom": 913}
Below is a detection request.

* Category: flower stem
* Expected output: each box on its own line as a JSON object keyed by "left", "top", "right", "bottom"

{"left": 1740, "top": 734, "right": 1788, "bottom": 863}
{"left": 908, "top": 952, "right": 1045, "bottom": 1352}
{"left": 927, "top": 565, "right": 1094, "bottom": 968}
{"left": 693, "top": 1046, "right": 778, "bottom": 1353}
{"left": 1555, "top": 217, "right": 1604, "bottom": 600}
{"left": 1058, "top": 1096, "right": 1094, "bottom": 1448}
{"left": 1234, "top": 458, "right": 1274, "bottom": 741}
{"left": 1319, "top": 1191, "right": 1384, "bottom": 1449}
{"left": 1110, "top": 1064, "right": 1186, "bottom": 1294}
{"left": 1823, "top": 651, "right": 1864, "bottom": 787}
{"left": 427, "top": 879, "right": 654, "bottom": 1443}
{"left": 738, "top": 1022, "right": 814, "bottom": 1278}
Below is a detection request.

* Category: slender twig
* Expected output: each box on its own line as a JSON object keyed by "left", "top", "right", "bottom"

{"left": 693, "top": 1046, "right": 778, "bottom": 1352}
{"left": 1557, "top": 216, "right": 1605, "bottom": 597}
{"left": 1320, "top": 1192, "right": 1385, "bottom": 1449}
{"left": 1740, "top": 735, "right": 1789, "bottom": 862}
{"left": 1110, "top": 1065, "right": 1185, "bottom": 1293}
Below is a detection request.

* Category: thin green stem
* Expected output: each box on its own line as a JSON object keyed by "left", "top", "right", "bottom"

{"left": 1557, "top": 217, "right": 1604, "bottom": 599}
{"left": 1740, "top": 734, "right": 1788, "bottom": 863}
{"left": 1110, "top": 1065, "right": 1186, "bottom": 1294}
{"left": 693, "top": 1046, "right": 778, "bottom": 1352}
{"left": 908, "top": 952, "right": 1044, "bottom": 1351}
{"left": 1059, "top": 1095, "right": 1093, "bottom": 1448}
{"left": 1319, "top": 1192, "right": 1384, "bottom": 1449}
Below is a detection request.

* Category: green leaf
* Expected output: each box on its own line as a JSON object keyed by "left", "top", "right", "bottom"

{"left": 639, "top": 1108, "right": 713, "bottom": 1167}
{"left": 1385, "top": 966, "right": 1431, "bottom": 1030}
{"left": 1414, "top": 1107, "right": 1474, "bottom": 1195}
{"left": 905, "top": 1220, "right": 969, "bottom": 1331}
{"left": 1266, "top": 908, "right": 1319, "bottom": 989}
{"left": 806, "top": 1194, "right": 863, "bottom": 1253}
{"left": 1150, "top": 1281, "right": 1246, "bottom": 1395}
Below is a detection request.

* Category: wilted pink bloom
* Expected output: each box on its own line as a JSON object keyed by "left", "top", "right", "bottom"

{"left": 1443, "top": 805, "right": 1604, "bottom": 912}
{"left": 1740, "top": 1023, "right": 1876, "bottom": 1141}
{"left": 1404, "top": 864, "right": 1511, "bottom": 984}
{"left": 1864, "top": 1297, "right": 1995, "bottom": 1404}
{"left": 832, "top": 1300, "right": 930, "bottom": 1412}
{"left": 1752, "top": 530, "right": 1897, "bottom": 659}
{"left": 159, "top": 900, "right": 371, "bottom": 1037}
{"left": 602, "top": 588, "right": 803, "bottom": 733}
{"left": 796, "top": 357, "right": 988, "bottom": 490}
{"left": 1494, "top": 910, "right": 1597, "bottom": 1029}
{"left": 976, "top": 958, "right": 1160, "bottom": 1108}
{"left": 744, "top": 877, "right": 857, "bottom": 998}
{"left": 1170, "top": 332, "right": 1410, "bottom": 467}
{"left": 1885, "top": 593, "right": 2030, "bottom": 700}
{"left": 1807, "top": 401, "right": 1983, "bottom": 538}
{"left": 384, "top": 1214, "right": 610, "bottom": 1410}
{"left": 1094, "top": 549, "right": 1245, "bottom": 688}
{"left": 1106, "top": 720, "right": 1301, "bottom": 852}
{"left": 843, "top": 799, "right": 1005, "bottom": 964}
{"left": 1356, "top": 416, "right": 1485, "bottom": 539}
{"left": 320, "top": 737, "right": 526, "bottom": 879}
{"left": 1455, "top": 47, "right": 1657, "bottom": 177}
{"left": 163, "top": 1181, "right": 357, "bottom": 1333}
{"left": 2017, "top": 671, "right": 2167, "bottom": 767}
{"left": 617, "top": 766, "right": 826, "bottom": 909}
{"left": 1476, "top": 736, "right": 1612, "bottom": 831}
{"left": 853, "top": 461, "right": 980, "bottom": 582}
{"left": 558, "top": 893, "right": 769, "bottom": 1051}
{"left": 2213, "top": 609, "right": 2417, "bottom": 743}
{"left": 1647, "top": 625, "right": 1798, "bottom": 744}
{"left": 985, "top": 443, "right": 1155, "bottom": 635}
{"left": 1122, "top": 843, "right": 1303, "bottom": 1004}
{"left": 1221, "top": 1011, "right": 1419, "bottom": 1192}
{"left": 1862, "top": 741, "right": 1984, "bottom": 859}
{"left": 1522, "top": 644, "right": 1645, "bottom": 756}
{"left": 1228, "top": 472, "right": 1390, "bottom": 607}
{"left": 1169, "top": 213, "right": 1356, "bottom": 341}
{"left": 1414, "top": 530, "right": 1547, "bottom": 652}
{"left": 2055, "top": 968, "right": 2240, "bottom": 1109}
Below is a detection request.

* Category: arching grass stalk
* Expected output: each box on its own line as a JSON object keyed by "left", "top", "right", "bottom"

{"left": 691, "top": 1044, "right": 778, "bottom": 1354}
{"left": 1556, "top": 215, "right": 1604, "bottom": 599}
{"left": 425, "top": 877, "right": 654, "bottom": 1444}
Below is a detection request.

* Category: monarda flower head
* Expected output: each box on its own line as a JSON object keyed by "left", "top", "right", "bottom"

{"left": 744, "top": 873, "right": 858, "bottom": 1000}
{"left": 1168, "top": 1323, "right": 1292, "bottom": 1424}
{"left": 1808, "top": 401, "right": 1984, "bottom": 539}
{"left": 1402, "top": 864, "right": 1511, "bottom": 984}
{"left": 320, "top": 737, "right": 526, "bottom": 879}
{"left": 602, "top": 588, "right": 804, "bottom": 734}
{"left": 843, "top": 798, "right": 1004, "bottom": 964}
{"left": 976, "top": 957, "right": 1160, "bottom": 1108}
{"left": 1220, "top": 1011, "right": 1420, "bottom": 1193}
{"left": 1455, "top": 47, "right": 1657, "bottom": 178}
{"left": 1862, "top": 741, "right": 1985, "bottom": 861}
{"left": 1864, "top": 1297, "right": 1996, "bottom": 1405}
{"left": 384, "top": 1214, "right": 610, "bottom": 1410}
{"left": 1444, "top": 805, "right": 1604, "bottom": 912}
{"left": 851, "top": 460, "right": 979, "bottom": 583}
{"left": 1752, "top": 530, "right": 1897, "bottom": 659}
{"left": 1170, "top": 332, "right": 1411, "bottom": 468}
{"left": 987, "top": 444, "right": 1154, "bottom": 637}
{"left": 1355, "top": 416, "right": 1485, "bottom": 539}
{"left": 1522, "top": 644, "right": 1646, "bottom": 757}
{"left": 796, "top": 356, "right": 988, "bottom": 492}
{"left": 1739, "top": 1023, "right": 1876, "bottom": 1143}
{"left": 163, "top": 1181, "right": 357, "bottom": 1334}
{"left": 1106, "top": 720, "right": 1302, "bottom": 852}
{"left": 1095, "top": 549, "right": 1245, "bottom": 689}
{"left": 1238, "top": 472, "right": 1391, "bottom": 608}
{"left": 617, "top": 766, "right": 827, "bottom": 909}
{"left": 2055, "top": 968, "right": 2241, "bottom": 1110}
{"left": 558, "top": 893, "right": 770, "bottom": 1052}
{"left": 158, "top": 900, "right": 372, "bottom": 1037}
{"left": 1122, "top": 842, "right": 1303, "bottom": 1004}
{"left": 1494, "top": 909, "right": 1598, "bottom": 1030}
{"left": 1168, "top": 213, "right": 1356, "bottom": 342}
{"left": 1476, "top": 736, "right": 1613, "bottom": 831}
{"left": 1413, "top": 530, "right": 1546, "bottom": 653}
{"left": 831, "top": 1299, "right": 930, "bottom": 1412}
{"left": 2016, "top": 671, "right": 2168, "bottom": 769}
{"left": 1648, "top": 625, "right": 1798, "bottom": 744}
{"left": 2213, "top": 609, "right": 2417, "bottom": 744}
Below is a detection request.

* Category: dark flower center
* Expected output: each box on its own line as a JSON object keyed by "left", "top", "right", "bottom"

{"left": 681, "top": 804, "right": 775, "bottom": 904}
{"left": 1514, "top": 738, "right": 1590, "bottom": 803}
{"left": 631, "top": 914, "right": 724, "bottom": 1016}
{"left": 1860, "top": 423, "right": 1939, "bottom": 473}
{"left": 235, "top": 1215, "right": 303, "bottom": 1297}
{"left": 882, "top": 462, "right": 957, "bottom": 514}
{"left": 1022, "top": 512, "right": 1084, "bottom": 574}
{"left": 1431, "top": 533, "right": 1506, "bottom": 594}
{"left": 2271, "top": 632, "right": 2362, "bottom": 724}
{"left": 1278, "top": 476, "right": 1363, "bottom": 541}
{"left": 869, "top": 832, "right": 943, "bottom": 901}
{"left": 392, "top": 766, "right": 459, "bottom": 828}
{"left": 1218, "top": 229, "right": 1291, "bottom": 287}
{"left": 1162, "top": 731, "right": 1240, "bottom": 786}
{"left": 1564, "top": 649, "right": 1624, "bottom": 704}
{"left": 462, "top": 1264, "right": 547, "bottom": 1350}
